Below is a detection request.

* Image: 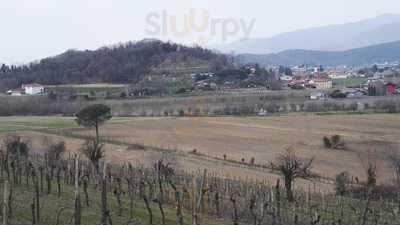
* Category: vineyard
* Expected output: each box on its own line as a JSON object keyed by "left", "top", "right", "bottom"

{"left": 0, "top": 147, "right": 399, "bottom": 225}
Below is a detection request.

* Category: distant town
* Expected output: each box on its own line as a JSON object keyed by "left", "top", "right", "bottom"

{"left": 276, "top": 62, "right": 400, "bottom": 98}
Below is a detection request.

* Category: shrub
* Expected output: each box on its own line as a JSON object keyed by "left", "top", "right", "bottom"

{"left": 81, "top": 138, "right": 105, "bottom": 173}
{"left": 178, "top": 109, "right": 185, "bottom": 117}
{"left": 46, "top": 141, "right": 66, "bottom": 165}
{"left": 367, "top": 163, "right": 377, "bottom": 188}
{"left": 119, "top": 92, "right": 127, "bottom": 98}
{"left": 335, "top": 171, "right": 350, "bottom": 196}
{"left": 3, "top": 135, "right": 31, "bottom": 160}
{"left": 250, "top": 157, "right": 255, "bottom": 165}
{"left": 323, "top": 136, "right": 332, "bottom": 148}
{"left": 331, "top": 135, "right": 345, "bottom": 149}
{"left": 330, "top": 90, "right": 346, "bottom": 98}
{"left": 323, "top": 135, "right": 346, "bottom": 150}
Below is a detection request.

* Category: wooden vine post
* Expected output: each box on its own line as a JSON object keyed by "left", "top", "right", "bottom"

{"left": 74, "top": 155, "right": 81, "bottom": 225}
{"left": 2, "top": 181, "right": 9, "bottom": 225}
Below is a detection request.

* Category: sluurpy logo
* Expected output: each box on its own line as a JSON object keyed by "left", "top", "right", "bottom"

{"left": 145, "top": 9, "right": 256, "bottom": 44}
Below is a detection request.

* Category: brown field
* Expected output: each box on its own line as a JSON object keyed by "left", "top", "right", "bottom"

{"left": 3, "top": 113, "right": 400, "bottom": 191}
{"left": 71, "top": 114, "right": 400, "bottom": 184}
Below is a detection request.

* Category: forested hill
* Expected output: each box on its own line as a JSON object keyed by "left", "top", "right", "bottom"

{"left": 0, "top": 40, "right": 230, "bottom": 90}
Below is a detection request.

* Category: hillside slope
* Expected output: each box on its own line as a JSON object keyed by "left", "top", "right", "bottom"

{"left": 237, "top": 40, "right": 400, "bottom": 66}
{"left": 0, "top": 40, "right": 230, "bottom": 90}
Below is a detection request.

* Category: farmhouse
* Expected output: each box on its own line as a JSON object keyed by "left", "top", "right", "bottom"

{"left": 7, "top": 83, "right": 45, "bottom": 96}
{"left": 22, "top": 83, "right": 44, "bottom": 95}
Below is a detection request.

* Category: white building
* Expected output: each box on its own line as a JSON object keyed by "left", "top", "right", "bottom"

{"left": 280, "top": 75, "right": 293, "bottom": 81}
{"left": 22, "top": 83, "right": 44, "bottom": 95}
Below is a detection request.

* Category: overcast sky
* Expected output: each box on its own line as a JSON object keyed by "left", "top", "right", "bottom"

{"left": 1, "top": 0, "right": 400, "bottom": 64}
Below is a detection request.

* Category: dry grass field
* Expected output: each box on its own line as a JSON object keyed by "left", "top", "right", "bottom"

{"left": 1, "top": 114, "right": 399, "bottom": 190}
{"left": 77, "top": 114, "right": 400, "bottom": 183}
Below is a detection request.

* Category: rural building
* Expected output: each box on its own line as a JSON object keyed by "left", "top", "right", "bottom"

{"left": 385, "top": 82, "right": 397, "bottom": 94}
{"left": 313, "top": 78, "right": 333, "bottom": 89}
{"left": 22, "top": 83, "right": 44, "bottom": 95}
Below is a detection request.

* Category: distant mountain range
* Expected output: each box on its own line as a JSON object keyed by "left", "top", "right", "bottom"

{"left": 237, "top": 40, "right": 400, "bottom": 66}
{"left": 215, "top": 14, "right": 400, "bottom": 54}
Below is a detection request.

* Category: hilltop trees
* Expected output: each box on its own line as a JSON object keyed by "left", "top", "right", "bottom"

{"left": 0, "top": 40, "right": 231, "bottom": 91}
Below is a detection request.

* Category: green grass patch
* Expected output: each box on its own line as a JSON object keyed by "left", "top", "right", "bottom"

{"left": 0, "top": 117, "right": 77, "bottom": 133}
{"left": 332, "top": 77, "right": 368, "bottom": 88}
{"left": 46, "top": 85, "right": 125, "bottom": 95}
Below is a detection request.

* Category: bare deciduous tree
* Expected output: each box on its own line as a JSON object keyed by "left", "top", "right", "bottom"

{"left": 388, "top": 151, "right": 400, "bottom": 186}
{"left": 272, "top": 148, "right": 314, "bottom": 202}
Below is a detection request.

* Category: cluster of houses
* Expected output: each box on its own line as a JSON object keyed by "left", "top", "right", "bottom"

{"left": 273, "top": 62, "right": 400, "bottom": 100}
{"left": 284, "top": 73, "right": 333, "bottom": 90}
{"left": 7, "top": 83, "right": 45, "bottom": 96}
{"left": 365, "top": 79, "right": 399, "bottom": 96}
{"left": 310, "top": 79, "right": 400, "bottom": 100}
